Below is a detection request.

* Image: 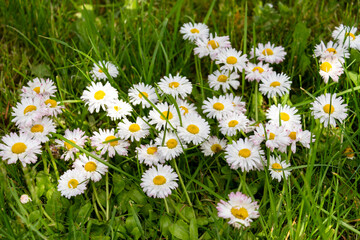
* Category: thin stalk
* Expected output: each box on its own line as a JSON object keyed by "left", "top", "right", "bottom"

{"left": 106, "top": 172, "right": 109, "bottom": 221}
{"left": 92, "top": 183, "right": 107, "bottom": 216}
{"left": 172, "top": 159, "right": 192, "bottom": 207}
{"left": 164, "top": 197, "right": 170, "bottom": 214}
{"left": 45, "top": 143, "right": 59, "bottom": 181}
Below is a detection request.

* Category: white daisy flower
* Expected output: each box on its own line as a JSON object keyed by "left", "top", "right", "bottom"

{"left": 266, "top": 104, "right": 301, "bottom": 128}
{"left": 314, "top": 40, "right": 350, "bottom": 63}
{"left": 55, "top": 128, "right": 88, "bottom": 161}
{"left": 20, "top": 194, "right": 32, "bottom": 204}
{"left": 57, "top": 169, "right": 88, "bottom": 199}
{"left": 194, "top": 33, "right": 231, "bottom": 60}
{"left": 148, "top": 103, "right": 180, "bottom": 130}
{"left": 216, "top": 191, "right": 260, "bottom": 228}
{"left": 319, "top": 58, "right": 344, "bottom": 84}
{"left": 269, "top": 155, "right": 291, "bottom": 182}
{"left": 128, "top": 82, "right": 158, "bottom": 108}
{"left": 180, "top": 22, "right": 209, "bottom": 42}
{"left": 0, "top": 132, "right": 42, "bottom": 167}
{"left": 158, "top": 73, "right": 193, "bottom": 99}
{"left": 177, "top": 113, "right": 210, "bottom": 145}
{"left": 200, "top": 136, "right": 227, "bottom": 156}
{"left": 250, "top": 123, "right": 290, "bottom": 152}
{"left": 136, "top": 142, "right": 165, "bottom": 166}
{"left": 310, "top": 93, "right": 348, "bottom": 127}
{"left": 81, "top": 82, "right": 118, "bottom": 113}
{"left": 90, "top": 61, "right": 119, "bottom": 80}
{"left": 176, "top": 99, "right": 197, "bottom": 116}
{"left": 245, "top": 62, "right": 273, "bottom": 82}
{"left": 106, "top": 99, "right": 132, "bottom": 121}
{"left": 225, "top": 93, "right": 247, "bottom": 114}
{"left": 73, "top": 154, "right": 108, "bottom": 182}
{"left": 117, "top": 117, "right": 150, "bottom": 141}
{"left": 332, "top": 24, "right": 360, "bottom": 50}
{"left": 259, "top": 72, "right": 291, "bottom": 98}
{"left": 216, "top": 48, "right": 248, "bottom": 73}
{"left": 243, "top": 119, "right": 258, "bottom": 134}
{"left": 43, "top": 98, "right": 63, "bottom": 117}
{"left": 251, "top": 42, "right": 286, "bottom": 64}
{"left": 20, "top": 78, "right": 57, "bottom": 99}
{"left": 208, "top": 70, "right": 240, "bottom": 92}
{"left": 202, "top": 95, "right": 235, "bottom": 120}
{"left": 90, "top": 129, "right": 129, "bottom": 158}
{"left": 12, "top": 97, "right": 46, "bottom": 127}
{"left": 155, "top": 131, "right": 186, "bottom": 161}
{"left": 285, "top": 124, "right": 314, "bottom": 153}
{"left": 19, "top": 117, "right": 56, "bottom": 143}
{"left": 219, "top": 113, "right": 249, "bottom": 137}
{"left": 225, "top": 138, "right": 265, "bottom": 172}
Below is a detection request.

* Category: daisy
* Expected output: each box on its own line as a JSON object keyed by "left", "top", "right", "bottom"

{"left": 332, "top": 24, "right": 360, "bottom": 50}
{"left": 43, "top": 98, "right": 63, "bottom": 117}
{"left": 128, "top": 82, "right": 158, "bottom": 108}
{"left": 259, "top": 72, "right": 291, "bottom": 98}
{"left": 219, "top": 113, "right": 249, "bottom": 136}
{"left": 314, "top": 40, "right": 349, "bottom": 63}
{"left": 250, "top": 123, "right": 290, "bottom": 152}
{"left": 319, "top": 58, "right": 344, "bottom": 84}
{"left": 215, "top": 48, "right": 248, "bottom": 72}
{"left": 55, "top": 128, "right": 88, "bottom": 161}
{"left": 177, "top": 113, "right": 210, "bottom": 145}
{"left": 225, "top": 138, "right": 265, "bottom": 171}
{"left": 158, "top": 73, "right": 193, "bottom": 99}
{"left": 140, "top": 164, "right": 178, "bottom": 198}
{"left": 12, "top": 97, "right": 46, "bottom": 127}
{"left": 73, "top": 154, "right": 108, "bottom": 182}
{"left": 136, "top": 142, "right": 165, "bottom": 166}
{"left": 180, "top": 22, "right": 209, "bottom": 42}
{"left": 251, "top": 42, "right": 286, "bottom": 64}
{"left": 343, "top": 147, "right": 355, "bottom": 159}
{"left": 269, "top": 155, "right": 291, "bottom": 182}
{"left": 81, "top": 81, "right": 118, "bottom": 113}
{"left": 0, "top": 132, "right": 42, "bottom": 167}
{"left": 266, "top": 104, "right": 301, "bottom": 128}
{"left": 20, "top": 78, "right": 57, "bottom": 99}
{"left": 208, "top": 70, "right": 240, "bottom": 92}
{"left": 176, "top": 99, "right": 197, "bottom": 116}
{"left": 90, "top": 61, "right": 119, "bottom": 80}
{"left": 216, "top": 191, "right": 260, "bottom": 228}
{"left": 200, "top": 136, "right": 227, "bottom": 156}
{"left": 148, "top": 103, "right": 180, "bottom": 130}
{"left": 285, "top": 124, "right": 314, "bottom": 153}
{"left": 225, "top": 93, "right": 247, "bottom": 114}
{"left": 202, "top": 95, "right": 235, "bottom": 120}
{"left": 117, "top": 117, "right": 150, "bottom": 141}
{"left": 245, "top": 62, "right": 273, "bottom": 82}
{"left": 20, "top": 194, "right": 32, "bottom": 204}
{"left": 311, "top": 93, "right": 348, "bottom": 127}
{"left": 19, "top": 117, "right": 56, "bottom": 143}
{"left": 57, "top": 169, "right": 88, "bottom": 199}
{"left": 194, "top": 33, "right": 231, "bottom": 60}
{"left": 155, "top": 131, "right": 186, "bottom": 161}
{"left": 90, "top": 129, "right": 129, "bottom": 158}
{"left": 106, "top": 99, "right": 132, "bottom": 121}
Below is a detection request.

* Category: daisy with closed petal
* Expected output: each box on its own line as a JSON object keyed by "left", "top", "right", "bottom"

{"left": 106, "top": 99, "right": 132, "bottom": 121}
{"left": 194, "top": 33, "right": 231, "bottom": 60}
{"left": 117, "top": 117, "right": 150, "bottom": 141}
{"left": 128, "top": 82, "right": 158, "bottom": 108}
{"left": 202, "top": 95, "right": 235, "bottom": 120}
{"left": 251, "top": 42, "right": 286, "bottom": 64}
{"left": 57, "top": 169, "right": 88, "bottom": 199}
{"left": 200, "top": 136, "right": 227, "bottom": 156}
{"left": 12, "top": 97, "right": 46, "bottom": 127}
{"left": 176, "top": 99, "right": 197, "bottom": 116}
{"left": 259, "top": 72, "right": 291, "bottom": 98}
{"left": 245, "top": 62, "right": 273, "bottom": 82}
{"left": 177, "top": 113, "right": 210, "bottom": 145}
{"left": 216, "top": 191, "right": 260, "bottom": 229}
{"left": 136, "top": 142, "right": 165, "bottom": 166}
{"left": 180, "top": 22, "right": 209, "bottom": 42}
{"left": 156, "top": 131, "right": 186, "bottom": 161}
{"left": 140, "top": 164, "right": 178, "bottom": 198}
{"left": 314, "top": 41, "right": 349, "bottom": 63}
{"left": 219, "top": 113, "right": 249, "bottom": 137}
{"left": 225, "top": 93, "right": 247, "bottom": 114}
{"left": 0, "top": 132, "right": 42, "bottom": 167}
{"left": 90, "top": 61, "right": 119, "bottom": 80}
{"left": 55, "top": 128, "right": 88, "bottom": 161}
{"left": 343, "top": 147, "right": 355, "bottom": 160}
{"left": 269, "top": 155, "right": 291, "bottom": 182}
{"left": 81, "top": 82, "right": 118, "bottom": 113}
{"left": 19, "top": 117, "right": 56, "bottom": 143}
{"left": 332, "top": 24, "right": 360, "bottom": 50}
{"left": 216, "top": 48, "right": 248, "bottom": 72}
{"left": 158, "top": 73, "right": 193, "bottom": 99}
{"left": 43, "top": 98, "right": 63, "bottom": 117}
{"left": 20, "top": 78, "right": 57, "bottom": 99}
{"left": 73, "top": 154, "right": 108, "bottom": 182}
{"left": 311, "top": 93, "right": 348, "bottom": 127}
{"left": 266, "top": 104, "right": 301, "bottom": 128}
{"left": 208, "top": 70, "right": 240, "bottom": 92}
{"left": 20, "top": 194, "right": 32, "bottom": 204}
{"left": 319, "top": 58, "right": 344, "bottom": 84}
{"left": 225, "top": 138, "right": 265, "bottom": 171}
{"left": 90, "top": 129, "right": 129, "bottom": 158}
{"left": 148, "top": 103, "right": 180, "bottom": 130}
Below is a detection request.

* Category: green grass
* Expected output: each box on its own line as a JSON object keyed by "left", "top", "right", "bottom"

{"left": 1, "top": 0, "right": 360, "bottom": 239}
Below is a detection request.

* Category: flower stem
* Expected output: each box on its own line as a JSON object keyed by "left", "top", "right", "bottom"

{"left": 106, "top": 172, "right": 109, "bottom": 221}
{"left": 164, "top": 197, "right": 169, "bottom": 214}
{"left": 172, "top": 159, "right": 192, "bottom": 207}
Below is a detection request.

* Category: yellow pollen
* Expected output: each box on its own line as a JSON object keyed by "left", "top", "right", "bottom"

{"left": 289, "top": 132, "right": 297, "bottom": 140}
{"left": 217, "top": 75, "right": 228, "bottom": 82}
{"left": 326, "top": 48, "right": 337, "bottom": 54}
{"left": 84, "top": 161, "right": 97, "bottom": 172}
{"left": 138, "top": 92, "right": 148, "bottom": 98}
{"left": 169, "top": 82, "right": 180, "bottom": 88}
{"left": 64, "top": 140, "right": 76, "bottom": 150}
{"left": 344, "top": 147, "right": 355, "bottom": 159}
{"left": 33, "top": 87, "right": 41, "bottom": 94}
{"left": 11, "top": 142, "right": 27, "bottom": 154}
{"left": 211, "top": 144, "right": 222, "bottom": 153}
{"left": 346, "top": 32, "right": 356, "bottom": 40}
{"left": 238, "top": 148, "right": 251, "bottom": 158}
{"left": 98, "top": 68, "right": 103, "bottom": 73}
{"left": 228, "top": 120, "right": 239, "bottom": 127}
{"left": 320, "top": 62, "right": 332, "bottom": 73}
{"left": 191, "top": 28, "right": 199, "bottom": 34}
{"left": 67, "top": 179, "right": 79, "bottom": 189}
{"left": 31, "top": 124, "right": 44, "bottom": 133}
{"left": 129, "top": 124, "right": 140, "bottom": 132}
{"left": 24, "top": 105, "right": 37, "bottom": 114}
{"left": 269, "top": 133, "right": 275, "bottom": 140}
{"left": 231, "top": 207, "right": 249, "bottom": 220}
{"left": 226, "top": 56, "right": 237, "bottom": 64}
{"left": 280, "top": 112, "right": 290, "bottom": 121}
{"left": 186, "top": 124, "right": 200, "bottom": 134}
{"left": 272, "top": 163, "right": 282, "bottom": 172}
{"left": 180, "top": 106, "right": 189, "bottom": 115}
{"left": 160, "top": 111, "right": 173, "bottom": 120}
{"left": 153, "top": 175, "right": 167, "bottom": 185}
{"left": 45, "top": 99, "right": 57, "bottom": 108}
{"left": 105, "top": 135, "right": 118, "bottom": 147}
{"left": 147, "top": 147, "right": 157, "bottom": 155}
{"left": 213, "top": 102, "right": 224, "bottom": 111}
{"left": 166, "top": 139, "right": 178, "bottom": 149}
{"left": 114, "top": 106, "right": 120, "bottom": 111}
{"left": 262, "top": 48, "right": 274, "bottom": 56}
{"left": 252, "top": 66, "right": 264, "bottom": 73}
{"left": 270, "top": 81, "right": 281, "bottom": 87}
{"left": 323, "top": 104, "right": 335, "bottom": 114}
{"left": 208, "top": 40, "right": 219, "bottom": 49}
{"left": 94, "top": 90, "right": 106, "bottom": 100}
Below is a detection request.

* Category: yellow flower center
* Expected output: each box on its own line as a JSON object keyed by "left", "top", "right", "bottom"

{"left": 180, "top": 106, "right": 189, "bottom": 115}
{"left": 67, "top": 179, "right": 79, "bottom": 189}
{"left": 208, "top": 40, "right": 219, "bottom": 49}
{"left": 320, "top": 62, "right": 332, "bottom": 73}
{"left": 153, "top": 175, "right": 167, "bottom": 185}
{"left": 231, "top": 207, "right": 249, "bottom": 220}
{"left": 138, "top": 92, "right": 149, "bottom": 98}
{"left": 169, "top": 82, "right": 180, "bottom": 89}
{"left": 64, "top": 140, "right": 76, "bottom": 150}
{"left": 211, "top": 144, "right": 222, "bottom": 153}
{"left": 226, "top": 56, "right": 237, "bottom": 64}
{"left": 186, "top": 124, "right": 199, "bottom": 134}
{"left": 31, "top": 124, "right": 44, "bottom": 133}
{"left": 323, "top": 104, "right": 335, "bottom": 114}
{"left": 280, "top": 112, "right": 290, "bottom": 121}
{"left": 24, "top": 105, "right": 37, "bottom": 114}
{"left": 252, "top": 66, "right": 264, "bottom": 73}
{"left": 270, "top": 81, "right": 281, "bottom": 87}
{"left": 166, "top": 139, "right": 178, "bottom": 149}
{"left": 217, "top": 75, "right": 228, "bottom": 82}
{"left": 262, "top": 48, "right": 274, "bottom": 56}
{"left": 114, "top": 106, "right": 120, "bottom": 111}
{"left": 33, "top": 87, "right": 40, "bottom": 94}
{"left": 45, "top": 99, "right": 57, "bottom": 108}
{"left": 213, "top": 102, "right": 224, "bottom": 111}
{"left": 105, "top": 135, "right": 118, "bottom": 147}
{"left": 160, "top": 111, "right": 173, "bottom": 120}
{"left": 326, "top": 48, "right": 337, "bottom": 54}
{"left": 269, "top": 132, "right": 275, "bottom": 140}
{"left": 98, "top": 68, "right": 103, "bottom": 73}
{"left": 190, "top": 28, "right": 199, "bottom": 34}
{"left": 84, "top": 161, "right": 97, "bottom": 172}
{"left": 345, "top": 32, "right": 356, "bottom": 40}
{"left": 11, "top": 142, "right": 27, "bottom": 154}
{"left": 272, "top": 163, "right": 282, "bottom": 172}
{"left": 129, "top": 123, "right": 140, "bottom": 132}
{"left": 147, "top": 147, "right": 157, "bottom": 155}
{"left": 228, "top": 120, "right": 239, "bottom": 127}
{"left": 344, "top": 147, "right": 355, "bottom": 158}
{"left": 94, "top": 90, "right": 106, "bottom": 100}
{"left": 238, "top": 148, "right": 251, "bottom": 158}
{"left": 289, "top": 132, "right": 297, "bottom": 140}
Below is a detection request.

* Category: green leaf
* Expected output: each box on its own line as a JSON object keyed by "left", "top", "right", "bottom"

{"left": 113, "top": 173, "right": 126, "bottom": 195}
{"left": 348, "top": 71, "right": 360, "bottom": 86}
{"left": 75, "top": 203, "right": 92, "bottom": 224}
{"left": 160, "top": 215, "right": 171, "bottom": 236}
{"left": 189, "top": 219, "right": 198, "bottom": 240}
{"left": 169, "top": 220, "right": 190, "bottom": 240}
{"left": 30, "top": 63, "right": 51, "bottom": 77}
